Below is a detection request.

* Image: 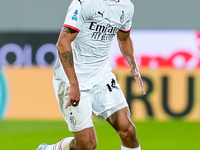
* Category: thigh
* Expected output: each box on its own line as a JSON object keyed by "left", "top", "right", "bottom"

{"left": 106, "top": 107, "right": 134, "bottom": 131}
{"left": 53, "top": 79, "right": 94, "bottom": 132}
{"left": 92, "top": 78, "right": 128, "bottom": 119}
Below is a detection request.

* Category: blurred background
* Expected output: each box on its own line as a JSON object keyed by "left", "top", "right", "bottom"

{"left": 0, "top": 0, "right": 200, "bottom": 149}
{"left": 0, "top": 0, "right": 199, "bottom": 121}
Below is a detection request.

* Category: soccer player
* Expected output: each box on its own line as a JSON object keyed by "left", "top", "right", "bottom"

{"left": 37, "top": 0, "right": 146, "bottom": 149}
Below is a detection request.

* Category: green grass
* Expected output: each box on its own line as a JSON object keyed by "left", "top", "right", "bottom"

{"left": 0, "top": 119, "right": 200, "bottom": 150}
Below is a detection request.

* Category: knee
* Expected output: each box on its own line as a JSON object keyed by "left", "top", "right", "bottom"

{"left": 85, "top": 139, "right": 97, "bottom": 150}
{"left": 70, "top": 138, "right": 97, "bottom": 150}
{"left": 81, "top": 139, "right": 97, "bottom": 150}
{"left": 118, "top": 124, "right": 137, "bottom": 143}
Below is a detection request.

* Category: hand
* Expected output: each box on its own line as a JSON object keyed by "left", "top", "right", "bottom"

{"left": 65, "top": 83, "right": 80, "bottom": 109}
{"left": 130, "top": 66, "right": 146, "bottom": 95}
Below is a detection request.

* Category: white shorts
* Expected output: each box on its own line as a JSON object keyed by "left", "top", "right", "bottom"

{"left": 53, "top": 76, "right": 128, "bottom": 132}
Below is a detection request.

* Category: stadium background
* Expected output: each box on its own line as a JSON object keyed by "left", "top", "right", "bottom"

{"left": 0, "top": 0, "right": 200, "bottom": 149}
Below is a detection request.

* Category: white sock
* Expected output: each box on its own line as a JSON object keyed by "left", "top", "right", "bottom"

{"left": 121, "top": 145, "right": 141, "bottom": 150}
{"left": 45, "top": 137, "right": 74, "bottom": 150}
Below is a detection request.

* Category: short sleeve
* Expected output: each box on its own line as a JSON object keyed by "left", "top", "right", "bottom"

{"left": 119, "top": 5, "right": 134, "bottom": 33}
{"left": 63, "top": 0, "right": 92, "bottom": 32}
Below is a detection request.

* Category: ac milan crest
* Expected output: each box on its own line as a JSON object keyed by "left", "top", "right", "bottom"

{"left": 120, "top": 11, "right": 124, "bottom": 23}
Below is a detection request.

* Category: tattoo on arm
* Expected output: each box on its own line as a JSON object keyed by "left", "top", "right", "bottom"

{"left": 59, "top": 51, "right": 74, "bottom": 68}
{"left": 63, "top": 27, "right": 78, "bottom": 34}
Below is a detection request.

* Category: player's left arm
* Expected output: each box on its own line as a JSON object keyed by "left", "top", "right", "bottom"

{"left": 117, "top": 31, "right": 146, "bottom": 95}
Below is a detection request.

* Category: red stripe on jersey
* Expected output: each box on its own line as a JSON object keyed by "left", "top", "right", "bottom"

{"left": 119, "top": 27, "right": 132, "bottom": 33}
{"left": 119, "top": 29, "right": 131, "bottom": 33}
{"left": 63, "top": 24, "right": 80, "bottom": 32}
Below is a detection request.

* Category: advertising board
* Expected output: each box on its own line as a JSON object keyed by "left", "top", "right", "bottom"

{"left": 0, "top": 30, "right": 199, "bottom": 120}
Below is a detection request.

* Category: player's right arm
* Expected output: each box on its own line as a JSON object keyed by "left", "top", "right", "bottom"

{"left": 56, "top": 0, "right": 92, "bottom": 108}
{"left": 56, "top": 26, "right": 80, "bottom": 108}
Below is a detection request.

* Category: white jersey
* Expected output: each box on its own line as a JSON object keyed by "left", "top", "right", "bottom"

{"left": 53, "top": 0, "right": 134, "bottom": 90}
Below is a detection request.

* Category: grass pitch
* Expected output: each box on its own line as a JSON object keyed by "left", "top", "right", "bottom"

{"left": 0, "top": 119, "right": 199, "bottom": 150}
